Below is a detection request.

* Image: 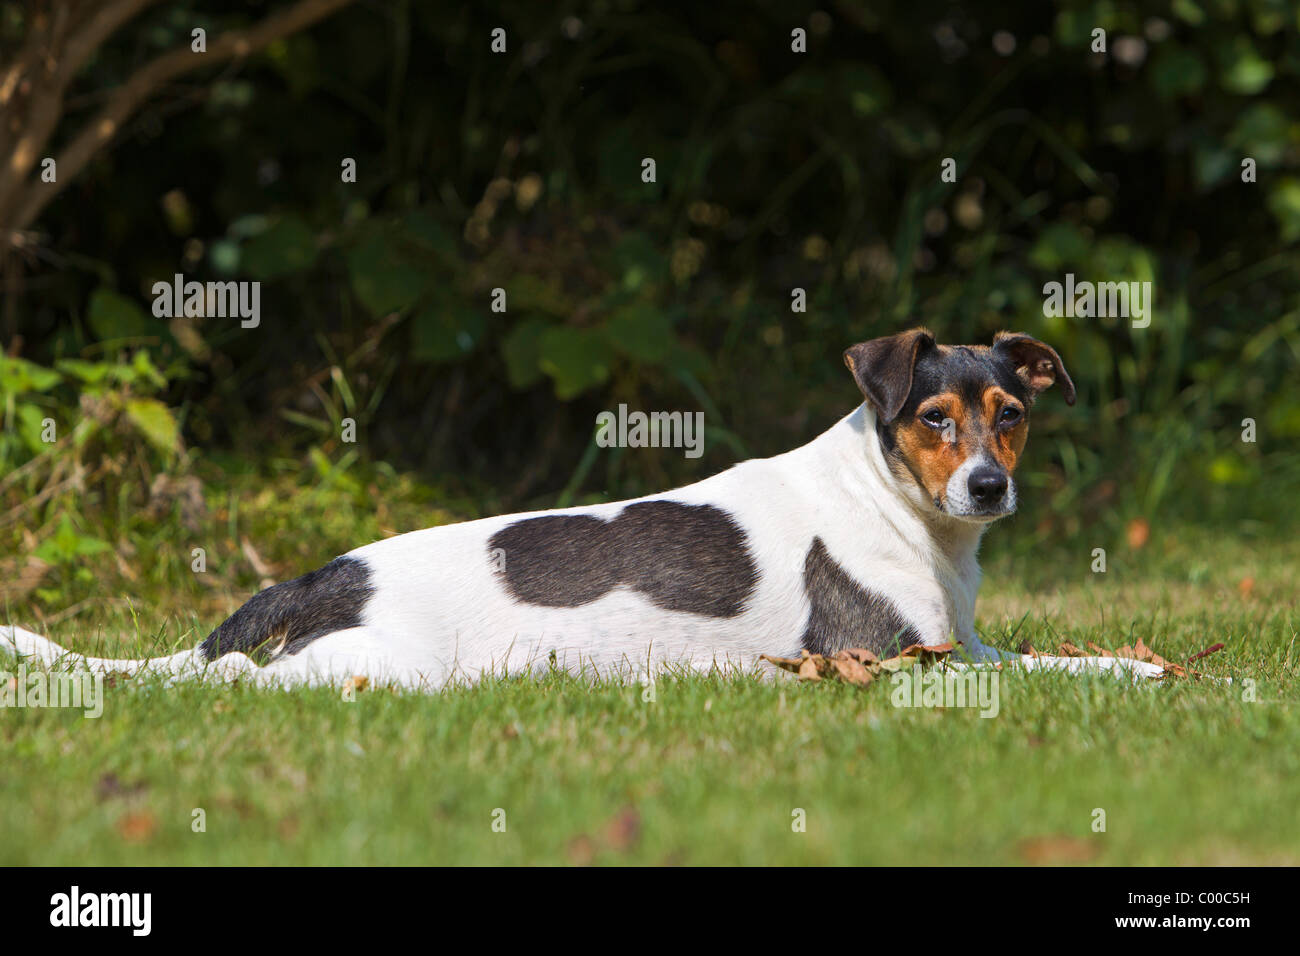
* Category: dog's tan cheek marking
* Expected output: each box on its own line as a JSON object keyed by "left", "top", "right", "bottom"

{"left": 1004, "top": 423, "right": 1028, "bottom": 472}
{"left": 981, "top": 386, "right": 1025, "bottom": 474}
{"left": 894, "top": 417, "right": 964, "bottom": 500}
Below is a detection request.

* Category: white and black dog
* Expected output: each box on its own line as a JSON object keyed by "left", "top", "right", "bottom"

{"left": 2, "top": 329, "right": 1164, "bottom": 687}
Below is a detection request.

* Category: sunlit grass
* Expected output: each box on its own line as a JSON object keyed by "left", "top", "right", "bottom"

{"left": 2, "top": 474, "right": 1296, "bottom": 865}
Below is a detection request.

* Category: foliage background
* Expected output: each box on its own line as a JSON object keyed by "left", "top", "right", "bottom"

{"left": 3, "top": 0, "right": 1299, "bottom": 597}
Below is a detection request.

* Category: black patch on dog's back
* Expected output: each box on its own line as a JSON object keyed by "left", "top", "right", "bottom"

{"left": 489, "top": 500, "right": 758, "bottom": 617}
{"left": 200, "top": 556, "right": 373, "bottom": 661}
{"left": 801, "top": 537, "right": 921, "bottom": 656}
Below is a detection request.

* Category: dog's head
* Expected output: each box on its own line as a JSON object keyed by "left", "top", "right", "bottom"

{"left": 844, "top": 328, "right": 1074, "bottom": 522}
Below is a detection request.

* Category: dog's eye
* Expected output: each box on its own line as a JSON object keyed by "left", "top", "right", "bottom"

{"left": 921, "top": 409, "right": 946, "bottom": 427}
{"left": 999, "top": 406, "right": 1022, "bottom": 426}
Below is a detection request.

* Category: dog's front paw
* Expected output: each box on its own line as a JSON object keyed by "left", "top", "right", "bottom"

{"left": 954, "top": 638, "right": 1010, "bottom": 663}
{"left": 1019, "top": 654, "right": 1165, "bottom": 680}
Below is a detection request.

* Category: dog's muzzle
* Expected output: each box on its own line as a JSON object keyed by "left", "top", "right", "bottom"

{"left": 943, "top": 457, "right": 1016, "bottom": 519}
{"left": 967, "top": 467, "right": 1008, "bottom": 509}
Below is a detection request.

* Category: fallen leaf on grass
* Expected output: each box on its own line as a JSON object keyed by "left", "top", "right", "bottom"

{"left": 604, "top": 806, "right": 641, "bottom": 852}
{"left": 342, "top": 675, "right": 370, "bottom": 696}
{"left": 567, "top": 834, "right": 597, "bottom": 866}
{"left": 1126, "top": 517, "right": 1150, "bottom": 550}
{"left": 566, "top": 806, "right": 642, "bottom": 864}
{"left": 116, "top": 811, "right": 157, "bottom": 843}
{"left": 1038, "top": 637, "right": 1224, "bottom": 679}
{"left": 1018, "top": 835, "right": 1099, "bottom": 864}
{"left": 761, "top": 643, "right": 954, "bottom": 687}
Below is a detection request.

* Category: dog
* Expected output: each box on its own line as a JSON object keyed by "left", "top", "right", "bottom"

{"left": 2, "top": 328, "right": 1165, "bottom": 687}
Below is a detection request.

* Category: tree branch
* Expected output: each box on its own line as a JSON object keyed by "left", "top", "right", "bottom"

{"left": 0, "top": 0, "right": 160, "bottom": 221}
{"left": 8, "top": 0, "right": 357, "bottom": 235}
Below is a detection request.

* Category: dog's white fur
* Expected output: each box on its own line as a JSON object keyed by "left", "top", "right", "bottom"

{"left": 1, "top": 402, "right": 1164, "bottom": 687}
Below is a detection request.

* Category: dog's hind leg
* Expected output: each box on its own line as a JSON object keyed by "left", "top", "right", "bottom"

{"left": 239, "top": 625, "right": 437, "bottom": 690}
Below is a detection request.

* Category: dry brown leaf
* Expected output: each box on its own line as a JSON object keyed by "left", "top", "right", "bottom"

{"left": 1018, "top": 835, "right": 1099, "bottom": 865}
{"left": 901, "top": 641, "right": 955, "bottom": 657}
{"left": 1050, "top": 637, "right": 1222, "bottom": 679}
{"left": 797, "top": 653, "right": 823, "bottom": 681}
{"left": 830, "top": 654, "right": 874, "bottom": 686}
{"left": 837, "top": 647, "right": 880, "bottom": 666}
{"left": 1126, "top": 517, "right": 1150, "bottom": 550}
{"left": 566, "top": 834, "right": 597, "bottom": 866}
{"left": 762, "top": 642, "right": 954, "bottom": 687}
{"left": 758, "top": 653, "right": 802, "bottom": 673}
{"left": 567, "top": 806, "right": 642, "bottom": 864}
{"left": 116, "top": 810, "right": 157, "bottom": 843}
{"left": 768, "top": 635, "right": 1219, "bottom": 686}
{"left": 342, "top": 675, "right": 370, "bottom": 695}
{"left": 1237, "top": 577, "right": 1255, "bottom": 598}
{"left": 604, "top": 807, "right": 641, "bottom": 852}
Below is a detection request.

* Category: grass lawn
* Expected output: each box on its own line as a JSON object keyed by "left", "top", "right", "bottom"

{"left": 2, "top": 474, "right": 1296, "bottom": 865}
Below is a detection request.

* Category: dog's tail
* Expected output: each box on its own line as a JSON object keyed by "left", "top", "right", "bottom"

{"left": 0, "top": 624, "right": 252, "bottom": 680}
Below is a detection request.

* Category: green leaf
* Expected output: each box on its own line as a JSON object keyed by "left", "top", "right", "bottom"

{"left": 1028, "top": 223, "right": 1090, "bottom": 271}
{"left": 35, "top": 515, "right": 111, "bottom": 565}
{"left": 242, "top": 215, "right": 318, "bottom": 280}
{"left": 1218, "top": 37, "right": 1274, "bottom": 95}
{"left": 16, "top": 402, "right": 49, "bottom": 453}
{"left": 55, "top": 358, "right": 112, "bottom": 385}
{"left": 131, "top": 350, "right": 169, "bottom": 391}
{"left": 410, "top": 303, "right": 487, "bottom": 362}
{"left": 605, "top": 303, "right": 676, "bottom": 363}
{"left": 500, "top": 317, "right": 552, "bottom": 388}
{"left": 505, "top": 274, "right": 571, "bottom": 315}
{"left": 838, "top": 64, "right": 892, "bottom": 117}
{"left": 1267, "top": 178, "right": 1300, "bottom": 241}
{"left": 401, "top": 210, "right": 460, "bottom": 265}
{"left": 1193, "top": 143, "right": 1235, "bottom": 189}
{"left": 1149, "top": 45, "right": 1206, "bottom": 99}
{"left": 611, "top": 232, "right": 668, "bottom": 290}
{"left": 1228, "top": 104, "right": 1293, "bottom": 167}
{"left": 538, "top": 326, "right": 613, "bottom": 399}
{"left": 0, "top": 355, "right": 61, "bottom": 394}
{"left": 1170, "top": 0, "right": 1204, "bottom": 25}
{"left": 347, "top": 232, "right": 429, "bottom": 316}
{"left": 1207, "top": 453, "right": 1254, "bottom": 485}
{"left": 124, "top": 398, "right": 180, "bottom": 453}
{"left": 87, "top": 288, "right": 149, "bottom": 341}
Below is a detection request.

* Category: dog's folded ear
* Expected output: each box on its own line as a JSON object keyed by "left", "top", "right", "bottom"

{"left": 843, "top": 328, "right": 934, "bottom": 424}
{"left": 993, "top": 332, "right": 1076, "bottom": 405}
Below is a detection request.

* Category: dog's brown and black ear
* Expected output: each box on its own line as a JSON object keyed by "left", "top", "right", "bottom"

{"left": 843, "top": 328, "right": 934, "bottom": 424}
{"left": 992, "top": 332, "right": 1076, "bottom": 405}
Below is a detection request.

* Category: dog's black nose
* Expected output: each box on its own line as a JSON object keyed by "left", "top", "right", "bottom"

{"left": 968, "top": 468, "right": 1008, "bottom": 507}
